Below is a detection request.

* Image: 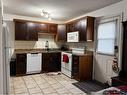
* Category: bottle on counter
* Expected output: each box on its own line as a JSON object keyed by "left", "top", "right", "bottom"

{"left": 45, "top": 40, "right": 49, "bottom": 51}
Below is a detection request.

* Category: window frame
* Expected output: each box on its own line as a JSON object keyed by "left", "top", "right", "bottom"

{"left": 96, "top": 19, "right": 117, "bottom": 56}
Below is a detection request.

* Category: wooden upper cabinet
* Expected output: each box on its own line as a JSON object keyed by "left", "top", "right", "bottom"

{"left": 14, "top": 20, "right": 38, "bottom": 41}
{"left": 74, "top": 16, "right": 94, "bottom": 41}
{"left": 27, "top": 22, "right": 38, "bottom": 41}
{"left": 15, "top": 21, "right": 28, "bottom": 40}
{"left": 36, "top": 23, "right": 48, "bottom": 33}
{"left": 56, "top": 24, "right": 66, "bottom": 42}
{"left": 74, "top": 20, "right": 81, "bottom": 31}
{"left": 48, "top": 24, "right": 58, "bottom": 34}
{"left": 14, "top": 19, "right": 58, "bottom": 41}
{"left": 86, "top": 17, "right": 94, "bottom": 41}
{"left": 74, "top": 19, "right": 87, "bottom": 41}
{"left": 66, "top": 22, "right": 75, "bottom": 32}
{"left": 79, "top": 19, "right": 87, "bottom": 41}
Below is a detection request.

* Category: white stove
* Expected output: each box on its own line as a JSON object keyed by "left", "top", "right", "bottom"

{"left": 61, "top": 48, "right": 85, "bottom": 78}
{"left": 61, "top": 52, "right": 72, "bottom": 78}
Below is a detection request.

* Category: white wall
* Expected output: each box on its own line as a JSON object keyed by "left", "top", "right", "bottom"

{"left": 67, "top": 0, "right": 127, "bottom": 22}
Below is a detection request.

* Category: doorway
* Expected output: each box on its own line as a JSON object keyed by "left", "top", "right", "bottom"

{"left": 94, "top": 15, "right": 122, "bottom": 85}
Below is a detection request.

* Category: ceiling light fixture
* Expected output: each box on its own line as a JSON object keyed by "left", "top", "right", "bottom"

{"left": 41, "top": 10, "right": 52, "bottom": 20}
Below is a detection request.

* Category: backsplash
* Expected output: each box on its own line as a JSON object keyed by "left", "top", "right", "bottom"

{"left": 15, "top": 35, "right": 61, "bottom": 49}
{"left": 66, "top": 42, "right": 94, "bottom": 51}
{"left": 15, "top": 34, "right": 94, "bottom": 51}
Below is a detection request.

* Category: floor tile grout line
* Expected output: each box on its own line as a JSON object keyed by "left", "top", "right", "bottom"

{"left": 10, "top": 77, "right": 16, "bottom": 95}
{"left": 31, "top": 74, "right": 46, "bottom": 95}
{"left": 39, "top": 73, "right": 60, "bottom": 95}
{"left": 42, "top": 73, "right": 69, "bottom": 95}
{"left": 52, "top": 76, "right": 74, "bottom": 94}
{"left": 13, "top": 76, "right": 29, "bottom": 95}
{"left": 11, "top": 72, "right": 85, "bottom": 95}
{"left": 43, "top": 72, "right": 73, "bottom": 94}
{"left": 22, "top": 76, "right": 31, "bottom": 95}
{"left": 51, "top": 73, "right": 84, "bottom": 94}
{"left": 13, "top": 77, "right": 21, "bottom": 95}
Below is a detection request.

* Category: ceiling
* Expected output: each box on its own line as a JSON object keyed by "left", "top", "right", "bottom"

{"left": 3, "top": 0, "right": 122, "bottom": 21}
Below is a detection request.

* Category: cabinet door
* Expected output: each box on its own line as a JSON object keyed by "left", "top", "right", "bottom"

{"left": 49, "top": 24, "right": 58, "bottom": 34}
{"left": 74, "top": 20, "right": 86, "bottom": 41}
{"left": 42, "top": 53, "right": 61, "bottom": 72}
{"left": 66, "top": 23, "right": 75, "bottom": 32}
{"left": 56, "top": 25, "right": 66, "bottom": 42}
{"left": 52, "top": 53, "right": 61, "bottom": 71}
{"left": 16, "top": 54, "right": 26, "bottom": 76}
{"left": 27, "top": 22, "right": 38, "bottom": 41}
{"left": 15, "top": 21, "right": 28, "bottom": 40}
{"left": 72, "top": 55, "right": 79, "bottom": 80}
{"left": 36, "top": 23, "right": 48, "bottom": 33}
{"left": 79, "top": 56, "right": 93, "bottom": 80}
{"left": 42, "top": 53, "right": 51, "bottom": 72}
{"left": 74, "top": 21, "right": 81, "bottom": 31}
{"left": 80, "top": 19, "right": 87, "bottom": 41}
{"left": 86, "top": 17, "right": 94, "bottom": 41}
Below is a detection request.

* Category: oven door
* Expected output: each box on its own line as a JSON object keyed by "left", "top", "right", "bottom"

{"left": 61, "top": 52, "right": 72, "bottom": 77}
{"left": 61, "top": 52, "right": 72, "bottom": 70}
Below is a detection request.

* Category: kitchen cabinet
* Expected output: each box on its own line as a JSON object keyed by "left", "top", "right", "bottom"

{"left": 42, "top": 52, "right": 61, "bottom": 72}
{"left": 56, "top": 24, "right": 66, "bottom": 42}
{"left": 66, "top": 22, "right": 75, "bottom": 32}
{"left": 14, "top": 20, "right": 38, "bottom": 41}
{"left": 36, "top": 23, "right": 48, "bottom": 33}
{"left": 72, "top": 54, "right": 93, "bottom": 81}
{"left": 66, "top": 16, "right": 95, "bottom": 41}
{"left": 27, "top": 22, "right": 38, "bottom": 41}
{"left": 75, "top": 16, "right": 94, "bottom": 41}
{"left": 15, "top": 19, "right": 58, "bottom": 40}
{"left": 48, "top": 24, "right": 58, "bottom": 34}
{"left": 15, "top": 21, "right": 28, "bottom": 40}
{"left": 16, "top": 54, "right": 26, "bottom": 76}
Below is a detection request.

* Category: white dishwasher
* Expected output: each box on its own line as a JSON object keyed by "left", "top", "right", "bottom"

{"left": 27, "top": 53, "right": 42, "bottom": 74}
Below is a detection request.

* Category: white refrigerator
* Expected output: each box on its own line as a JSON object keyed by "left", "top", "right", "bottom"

{"left": 2, "top": 22, "right": 12, "bottom": 94}
{"left": 0, "top": 0, "right": 11, "bottom": 94}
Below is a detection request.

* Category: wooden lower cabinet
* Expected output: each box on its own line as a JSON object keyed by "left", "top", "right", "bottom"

{"left": 16, "top": 54, "right": 26, "bottom": 76}
{"left": 42, "top": 52, "right": 61, "bottom": 72}
{"left": 15, "top": 52, "right": 61, "bottom": 76}
{"left": 72, "top": 55, "right": 93, "bottom": 81}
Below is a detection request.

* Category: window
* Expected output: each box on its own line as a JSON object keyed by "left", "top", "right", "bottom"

{"left": 97, "top": 21, "right": 116, "bottom": 55}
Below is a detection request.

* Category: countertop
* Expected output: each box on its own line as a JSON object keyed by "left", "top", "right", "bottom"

{"left": 73, "top": 52, "right": 93, "bottom": 56}
{"left": 14, "top": 49, "right": 93, "bottom": 56}
{"left": 15, "top": 49, "right": 61, "bottom": 53}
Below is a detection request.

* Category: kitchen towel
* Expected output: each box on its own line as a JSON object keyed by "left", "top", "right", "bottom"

{"left": 63, "top": 54, "right": 69, "bottom": 63}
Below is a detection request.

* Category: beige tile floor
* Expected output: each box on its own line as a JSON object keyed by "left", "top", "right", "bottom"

{"left": 10, "top": 72, "right": 87, "bottom": 95}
